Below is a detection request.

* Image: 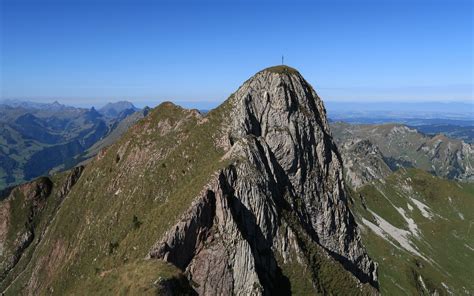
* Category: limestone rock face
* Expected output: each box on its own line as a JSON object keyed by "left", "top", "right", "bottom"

{"left": 338, "top": 139, "right": 392, "bottom": 189}
{"left": 149, "top": 66, "right": 378, "bottom": 294}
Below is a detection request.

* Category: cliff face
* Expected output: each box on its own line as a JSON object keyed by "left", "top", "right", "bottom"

{"left": 149, "top": 66, "right": 377, "bottom": 294}
{"left": 337, "top": 138, "right": 392, "bottom": 189}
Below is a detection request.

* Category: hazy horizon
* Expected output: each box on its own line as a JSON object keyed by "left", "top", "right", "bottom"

{"left": 2, "top": 98, "right": 473, "bottom": 118}
{"left": 1, "top": 79, "right": 473, "bottom": 109}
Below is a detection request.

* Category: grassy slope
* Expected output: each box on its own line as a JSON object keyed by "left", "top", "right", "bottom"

{"left": 80, "top": 260, "right": 194, "bottom": 295}
{"left": 3, "top": 101, "right": 233, "bottom": 294}
{"left": 352, "top": 168, "right": 474, "bottom": 295}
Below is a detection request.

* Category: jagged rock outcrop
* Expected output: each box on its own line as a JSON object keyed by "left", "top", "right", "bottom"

{"left": 58, "top": 165, "right": 84, "bottom": 197}
{"left": 148, "top": 190, "right": 216, "bottom": 270}
{"left": 0, "top": 177, "right": 52, "bottom": 282}
{"left": 337, "top": 139, "right": 392, "bottom": 189}
{"left": 0, "top": 166, "right": 84, "bottom": 285}
{"left": 149, "top": 66, "right": 378, "bottom": 294}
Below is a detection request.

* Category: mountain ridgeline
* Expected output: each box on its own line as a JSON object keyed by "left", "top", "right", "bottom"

{"left": 331, "top": 122, "right": 473, "bottom": 189}
{"left": 0, "top": 100, "right": 145, "bottom": 190}
{"left": 0, "top": 66, "right": 379, "bottom": 295}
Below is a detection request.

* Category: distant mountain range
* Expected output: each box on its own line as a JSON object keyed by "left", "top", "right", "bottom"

{"left": 98, "top": 101, "right": 139, "bottom": 118}
{"left": 331, "top": 122, "right": 473, "bottom": 188}
{"left": 0, "top": 99, "right": 71, "bottom": 111}
{"left": 326, "top": 101, "right": 474, "bottom": 143}
{"left": 0, "top": 100, "right": 146, "bottom": 190}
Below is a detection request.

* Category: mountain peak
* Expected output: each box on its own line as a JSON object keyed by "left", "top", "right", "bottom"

{"left": 147, "top": 67, "right": 378, "bottom": 293}
{"left": 258, "top": 65, "right": 300, "bottom": 75}
{"left": 98, "top": 101, "right": 138, "bottom": 118}
{"left": 227, "top": 64, "right": 330, "bottom": 143}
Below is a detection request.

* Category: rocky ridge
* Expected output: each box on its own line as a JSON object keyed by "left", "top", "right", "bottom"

{"left": 0, "top": 66, "right": 377, "bottom": 295}
{"left": 148, "top": 66, "right": 377, "bottom": 294}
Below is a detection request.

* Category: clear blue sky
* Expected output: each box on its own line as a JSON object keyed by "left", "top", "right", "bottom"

{"left": 1, "top": 0, "right": 472, "bottom": 108}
